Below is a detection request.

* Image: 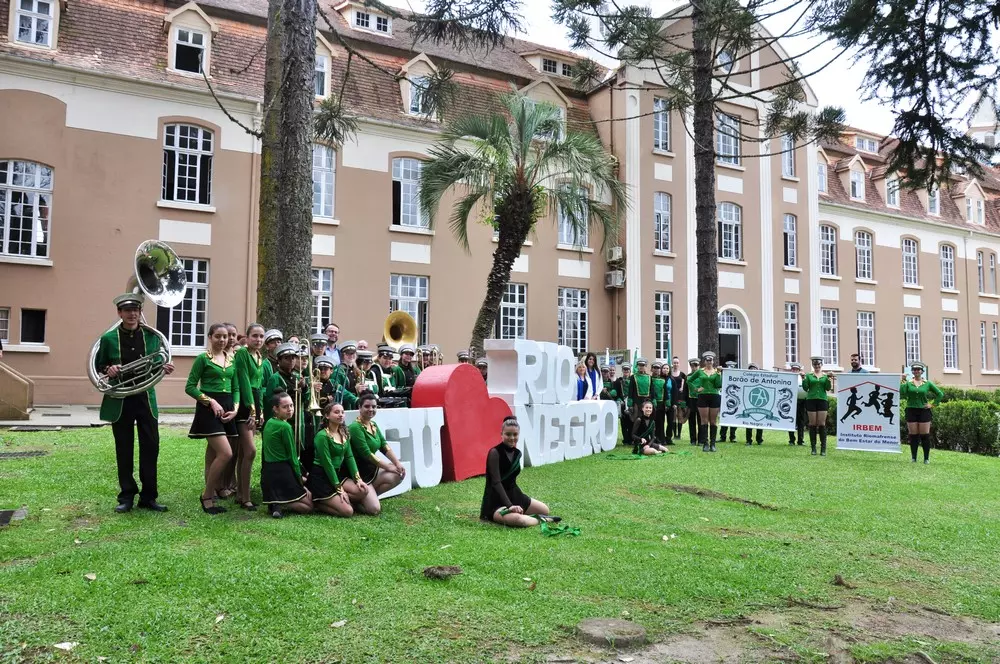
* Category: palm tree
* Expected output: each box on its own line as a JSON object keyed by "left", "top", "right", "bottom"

{"left": 419, "top": 92, "right": 627, "bottom": 358}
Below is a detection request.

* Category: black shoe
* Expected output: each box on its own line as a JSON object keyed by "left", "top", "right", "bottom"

{"left": 271, "top": 507, "right": 283, "bottom": 519}
{"left": 710, "top": 443, "right": 717, "bottom": 452}
{"left": 702, "top": 444, "right": 709, "bottom": 452}
{"left": 137, "top": 500, "right": 168, "bottom": 512}
{"left": 200, "top": 496, "right": 226, "bottom": 515}
{"left": 114, "top": 502, "right": 133, "bottom": 514}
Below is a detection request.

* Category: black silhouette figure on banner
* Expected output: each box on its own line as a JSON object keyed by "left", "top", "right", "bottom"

{"left": 840, "top": 387, "right": 863, "bottom": 422}
{"left": 863, "top": 385, "right": 882, "bottom": 412}
{"left": 881, "top": 392, "right": 896, "bottom": 424}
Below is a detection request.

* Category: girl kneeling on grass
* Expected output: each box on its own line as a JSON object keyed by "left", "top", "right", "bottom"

{"left": 632, "top": 399, "right": 668, "bottom": 455}
{"left": 261, "top": 393, "right": 313, "bottom": 518}
{"left": 480, "top": 416, "right": 550, "bottom": 527}
{"left": 307, "top": 403, "right": 365, "bottom": 517}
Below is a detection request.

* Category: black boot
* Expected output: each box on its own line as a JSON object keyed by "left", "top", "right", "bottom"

{"left": 909, "top": 434, "right": 919, "bottom": 462}
{"left": 709, "top": 424, "right": 718, "bottom": 452}
{"left": 922, "top": 434, "right": 931, "bottom": 464}
{"left": 719, "top": 426, "right": 728, "bottom": 442}
{"left": 699, "top": 422, "right": 709, "bottom": 452}
{"left": 809, "top": 427, "right": 818, "bottom": 455}
{"left": 820, "top": 428, "right": 828, "bottom": 456}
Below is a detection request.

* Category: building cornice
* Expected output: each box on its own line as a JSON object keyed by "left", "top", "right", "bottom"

{"left": 819, "top": 200, "right": 1000, "bottom": 241}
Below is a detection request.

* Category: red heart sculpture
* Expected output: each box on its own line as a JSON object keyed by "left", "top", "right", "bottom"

{"left": 411, "top": 364, "right": 513, "bottom": 482}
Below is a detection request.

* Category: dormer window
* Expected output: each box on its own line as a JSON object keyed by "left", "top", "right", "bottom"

{"left": 855, "top": 136, "right": 878, "bottom": 153}
{"left": 561, "top": 63, "right": 572, "bottom": 77}
{"left": 15, "top": 0, "right": 54, "bottom": 47}
{"left": 315, "top": 54, "right": 329, "bottom": 98}
{"left": 355, "top": 10, "right": 370, "bottom": 28}
{"left": 967, "top": 198, "right": 985, "bottom": 225}
{"left": 409, "top": 76, "right": 431, "bottom": 116}
{"left": 376, "top": 15, "right": 390, "bottom": 33}
{"left": 173, "top": 28, "right": 206, "bottom": 74}
{"left": 850, "top": 169, "right": 865, "bottom": 200}
{"left": 928, "top": 186, "right": 940, "bottom": 215}
{"left": 353, "top": 8, "right": 390, "bottom": 34}
{"left": 542, "top": 58, "right": 557, "bottom": 74}
{"left": 886, "top": 175, "right": 900, "bottom": 207}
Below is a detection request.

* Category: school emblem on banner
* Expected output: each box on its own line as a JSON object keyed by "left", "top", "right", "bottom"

{"left": 738, "top": 384, "right": 779, "bottom": 422}
{"left": 720, "top": 370, "right": 799, "bottom": 431}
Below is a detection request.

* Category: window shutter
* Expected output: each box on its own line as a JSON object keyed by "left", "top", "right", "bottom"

{"left": 392, "top": 180, "right": 401, "bottom": 225}
{"left": 163, "top": 150, "right": 176, "bottom": 201}
{"left": 156, "top": 306, "right": 171, "bottom": 340}
{"left": 199, "top": 154, "right": 212, "bottom": 205}
{"left": 418, "top": 300, "right": 428, "bottom": 345}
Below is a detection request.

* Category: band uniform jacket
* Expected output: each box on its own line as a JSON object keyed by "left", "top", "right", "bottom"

{"left": 94, "top": 326, "right": 162, "bottom": 423}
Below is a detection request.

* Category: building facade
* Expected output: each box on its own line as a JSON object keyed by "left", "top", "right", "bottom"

{"left": 1, "top": 0, "right": 998, "bottom": 408}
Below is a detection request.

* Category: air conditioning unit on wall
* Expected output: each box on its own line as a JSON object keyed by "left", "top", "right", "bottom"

{"left": 606, "top": 246, "right": 623, "bottom": 263}
{"left": 605, "top": 270, "right": 625, "bottom": 289}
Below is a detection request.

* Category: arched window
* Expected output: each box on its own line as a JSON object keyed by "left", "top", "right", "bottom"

{"left": 0, "top": 160, "right": 52, "bottom": 258}
{"left": 901, "top": 238, "right": 919, "bottom": 285}
{"left": 717, "top": 202, "right": 742, "bottom": 260}
{"left": 718, "top": 310, "right": 740, "bottom": 332}
{"left": 819, "top": 224, "right": 837, "bottom": 276}
{"left": 940, "top": 244, "right": 956, "bottom": 290}
{"left": 162, "top": 124, "right": 213, "bottom": 205}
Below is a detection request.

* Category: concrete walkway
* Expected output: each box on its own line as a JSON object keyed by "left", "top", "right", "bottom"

{"left": 0, "top": 405, "right": 191, "bottom": 429}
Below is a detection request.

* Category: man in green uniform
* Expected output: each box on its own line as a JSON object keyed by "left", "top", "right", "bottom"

{"left": 94, "top": 293, "right": 174, "bottom": 513}
{"left": 650, "top": 362, "right": 669, "bottom": 445}
{"left": 630, "top": 358, "right": 652, "bottom": 422}
{"left": 392, "top": 344, "right": 422, "bottom": 403}
{"left": 371, "top": 344, "right": 396, "bottom": 395}
{"left": 686, "top": 358, "right": 701, "bottom": 445}
{"left": 331, "top": 340, "right": 360, "bottom": 408}
{"left": 614, "top": 363, "right": 633, "bottom": 447}
{"left": 264, "top": 343, "right": 310, "bottom": 436}
{"left": 261, "top": 329, "right": 282, "bottom": 387}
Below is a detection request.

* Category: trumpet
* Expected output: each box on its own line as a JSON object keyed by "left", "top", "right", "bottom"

{"left": 293, "top": 342, "right": 311, "bottom": 452}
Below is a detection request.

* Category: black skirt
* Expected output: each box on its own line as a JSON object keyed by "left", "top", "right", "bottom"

{"left": 189, "top": 392, "right": 238, "bottom": 439}
{"left": 805, "top": 398, "right": 829, "bottom": 413}
{"left": 236, "top": 388, "right": 263, "bottom": 424}
{"left": 905, "top": 407, "right": 932, "bottom": 423}
{"left": 261, "top": 460, "right": 307, "bottom": 504}
{"left": 355, "top": 453, "right": 380, "bottom": 485}
{"left": 306, "top": 463, "right": 340, "bottom": 501}
{"left": 480, "top": 484, "right": 532, "bottom": 521}
{"left": 697, "top": 393, "right": 722, "bottom": 408}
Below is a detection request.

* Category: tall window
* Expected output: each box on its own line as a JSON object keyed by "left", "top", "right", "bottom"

{"left": 0, "top": 160, "right": 52, "bottom": 259}
{"left": 817, "top": 162, "right": 827, "bottom": 193}
{"left": 819, "top": 224, "right": 837, "bottom": 276}
{"left": 391, "top": 158, "right": 428, "bottom": 228}
{"left": 991, "top": 253, "right": 997, "bottom": 294}
{"left": 389, "top": 274, "right": 429, "bottom": 346}
{"left": 855, "top": 230, "right": 873, "bottom": 280}
{"left": 977, "top": 251, "right": 985, "bottom": 292}
{"left": 781, "top": 134, "right": 795, "bottom": 177}
{"left": 850, "top": 170, "right": 865, "bottom": 200}
{"left": 557, "top": 287, "right": 588, "bottom": 355}
{"left": 653, "top": 192, "right": 671, "bottom": 252}
{"left": 886, "top": 176, "right": 900, "bottom": 207}
{"left": 974, "top": 199, "right": 985, "bottom": 225}
{"left": 940, "top": 244, "right": 956, "bottom": 289}
{"left": 494, "top": 283, "right": 527, "bottom": 340}
{"left": 409, "top": 76, "right": 431, "bottom": 116}
{"left": 15, "top": 0, "right": 53, "bottom": 46}
{"left": 162, "top": 124, "right": 213, "bottom": 205}
{"left": 717, "top": 202, "right": 742, "bottom": 260}
{"left": 857, "top": 311, "right": 875, "bottom": 366}
{"left": 652, "top": 97, "right": 670, "bottom": 151}
{"left": 654, "top": 292, "right": 671, "bottom": 361}
{"left": 157, "top": 258, "right": 208, "bottom": 349}
{"left": 312, "top": 145, "right": 336, "bottom": 219}
{"left": 993, "top": 323, "right": 999, "bottom": 371}
{"left": 902, "top": 238, "right": 919, "bottom": 285}
{"left": 314, "top": 54, "right": 329, "bottom": 97}
{"left": 783, "top": 214, "right": 797, "bottom": 267}
{"left": 942, "top": 318, "right": 958, "bottom": 370}
{"left": 784, "top": 302, "right": 798, "bottom": 365}
{"left": 981, "top": 322, "right": 988, "bottom": 370}
{"left": 904, "top": 315, "right": 921, "bottom": 365}
{"left": 558, "top": 188, "right": 589, "bottom": 247}
{"left": 524, "top": 99, "right": 565, "bottom": 141}
{"left": 715, "top": 113, "right": 741, "bottom": 165}
{"left": 0, "top": 307, "right": 9, "bottom": 343}
{"left": 311, "top": 268, "right": 333, "bottom": 334}
{"left": 820, "top": 308, "right": 839, "bottom": 366}
{"left": 173, "top": 28, "right": 206, "bottom": 74}
{"left": 927, "top": 186, "right": 940, "bottom": 215}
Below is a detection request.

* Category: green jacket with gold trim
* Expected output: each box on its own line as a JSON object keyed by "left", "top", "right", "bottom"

{"left": 94, "top": 326, "right": 161, "bottom": 423}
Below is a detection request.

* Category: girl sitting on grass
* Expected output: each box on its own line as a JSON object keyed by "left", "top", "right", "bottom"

{"left": 260, "top": 393, "right": 313, "bottom": 519}
{"left": 631, "top": 399, "right": 667, "bottom": 455}
{"left": 480, "top": 416, "right": 551, "bottom": 527}
{"left": 306, "top": 402, "right": 356, "bottom": 517}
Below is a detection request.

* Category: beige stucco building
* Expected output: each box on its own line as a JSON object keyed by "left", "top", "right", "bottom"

{"left": 1, "top": 0, "right": 999, "bottom": 409}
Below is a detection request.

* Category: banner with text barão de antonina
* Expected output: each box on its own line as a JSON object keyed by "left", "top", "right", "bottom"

{"left": 835, "top": 373, "right": 902, "bottom": 453}
{"left": 719, "top": 369, "right": 798, "bottom": 432}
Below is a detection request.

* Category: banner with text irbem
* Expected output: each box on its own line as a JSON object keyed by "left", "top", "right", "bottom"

{"left": 835, "top": 373, "right": 902, "bottom": 453}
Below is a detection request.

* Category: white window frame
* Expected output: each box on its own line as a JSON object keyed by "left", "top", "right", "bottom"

{"left": 855, "top": 230, "right": 873, "bottom": 280}
{"left": 991, "top": 253, "right": 998, "bottom": 294}
{"left": 161, "top": 124, "right": 213, "bottom": 206}
{"left": 940, "top": 244, "right": 956, "bottom": 290}
{"left": 0, "top": 160, "right": 53, "bottom": 259}
{"left": 886, "top": 176, "right": 900, "bottom": 207}
{"left": 817, "top": 161, "right": 827, "bottom": 194}
{"left": 311, "top": 268, "right": 333, "bottom": 334}
{"left": 389, "top": 274, "right": 429, "bottom": 346}
{"left": 715, "top": 113, "right": 741, "bottom": 166}
{"left": 375, "top": 14, "right": 391, "bottom": 33}
{"left": 561, "top": 63, "right": 572, "bottom": 77}
{"left": 557, "top": 287, "right": 588, "bottom": 356}
{"left": 977, "top": 251, "right": 985, "bottom": 292}
{"left": 904, "top": 315, "right": 921, "bottom": 365}
{"left": 821, "top": 308, "right": 839, "bottom": 367}
{"left": 850, "top": 169, "right": 865, "bottom": 200}
{"left": 408, "top": 75, "right": 432, "bottom": 116}
{"left": 942, "top": 318, "right": 958, "bottom": 370}
{"left": 391, "top": 158, "right": 428, "bottom": 228}
{"left": 314, "top": 53, "right": 329, "bottom": 98}
{"left": 524, "top": 98, "right": 565, "bottom": 141}
{"left": 652, "top": 97, "right": 670, "bottom": 151}
{"left": 494, "top": 282, "right": 527, "bottom": 340}
{"left": 819, "top": 224, "right": 837, "bottom": 276}
{"left": 981, "top": 322, "right": 988, "bottom": 371}
{"left": 993, "top": 322, "right": 999, "bottom": 371}
{"left": 542, "top": 58, "right": 557, "bottom": 74}
{"left": 172, "top": 27, "right": 207, "bottom": 75}
{"left": 976, "top": 199, "right": 985, "bottom": 225}
{"left": 902, "top": 238, "right": 919, "bottom": 286}
{"left": 857, "top": 311, "right": 875, "bottom": 367}
{"left": 783, "top": 214, "right": 797, "bottom": 268}
{"left": 781, "top": 134, "right": 795, "bottom": 177}
{"left": 354, "top": 9, "right": 371, "bottom": 29}
{"left": 717, "top": 202, "right": 742, "bottom": 260}
{"left": 653, "top": 192, "right": 671, "bottom": 252}
{"left": 784, "top": 302, "right": 798, "bottom": 365}
{"left": 14, "top": 0, "right": 54, "bottom": 47}
{"left": 654, "top": 291, "right": 671, "bottom": 361}
{"left": 927, "top": 186, "right": 940, "bottom": 215}
{"left": 855, "top": 136, "right": 878, "bottom": 153}
{"left": 558, "top": 187, "right": 589, "bottom": 248}
{"left": 0, "top": 307, "right": 9, "bottom": 343}
{"left": 312, "top": 144, "right": 336, "bottom": 219}
{"left": 158, "top": 258, "right": 208, "bottom": 350}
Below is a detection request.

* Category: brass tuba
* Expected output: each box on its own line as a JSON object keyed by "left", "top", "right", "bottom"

{"left": 87, "top": 241, "right": 187, "bottom": 398}
{"left": 383, "top": 310, "right": 418, "bottom": 351}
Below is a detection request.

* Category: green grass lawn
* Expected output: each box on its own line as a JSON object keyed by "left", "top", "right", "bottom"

{"left": 1, "top": 428, "right": 998, "bottom": 663}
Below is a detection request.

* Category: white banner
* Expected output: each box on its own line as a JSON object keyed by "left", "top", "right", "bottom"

{"left": 835, "top": 373, "right": 902, "bottom": 453}
{"left": 719, "top": 370, "right": 799, "bottom": 432}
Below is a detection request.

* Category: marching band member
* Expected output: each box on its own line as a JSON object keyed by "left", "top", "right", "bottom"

{"left": 632, "top": 399, "right": 668, "bottom": 455}
{"left": 457, "top": 349, "right": 471, "bottom": 364}
{"left": 718, "top": 361, "right": 739, "bottom": 443}
{"left": 392, "top": 344, "right": 421, "bottom": 397}
{"left": 900, "top": 362, "right": 943, "bottom": 464}
{"left": 348, "top": 392, "right": 405, "bottom": 500}
{"left": 629, "top": 358, "right": 652, "bottom": 421}
{"left": 231, "top": 323, "right": 266, "bottom": 510}
{"left": 186, "top": 323, "right": 240, "bottom": 515}
{"left": 224, "top": 323, "right": 239, "bottom": 356}
{"left": 650, "top": 362, "right": 671, "bottom": 445}
{"left": 419, "top": 346, "right": 432, "bottom": 371}
{"left": 744, "top": 363, "right": 764, "bottom": 446}
{"left": 310, "top": 333, "right": 328, "bottom": 360}
{"left": 263, "top": 343, "right": 310, "bottom": 452}
{"left": 261, "top": 329, "right": 282, "bottom": 386}
{"left": 357, "top": 350, "right": 379, "bottom": 394}
{"left": 669, "top": 357, "right": 687, "bottom": 441}
{"left": 261, "top": 393, "right": 313, "bottom": 518}
{"left": 331, "top": 341, "right": 360, "bottom": 408}
{"left": 614, "top": 363, "right": 633, "bottom": 448}
{"left": 690, "top": 352, "right": 722, "bottom": 452}
{"left": 787, "top": 362, "right": 806, "bottom": 446}
{"left": 95, "top": 293, "right": 175, "bottom": 513}
{"left": 476, "top": 358, "right": 488, "bottom": 382}
{"left": 313, "top": 356, "right": 337, "bottom": 416}
{"left": 599, "top": 365, "right": 617, "bottom": 400}
{"left": 802, "top": 356, "right": 834, "bottom": 456}
{"left": 481, "top": 416, "right": 551, "bottom": 527}
{"left": 372, "top": 345, "right": 396, "bottom": 394}
{"left": 686, "top": 358, "right": 701, "bottom": 445}
{"left": 307, "top": 402, "right": 355, "bottom": 517}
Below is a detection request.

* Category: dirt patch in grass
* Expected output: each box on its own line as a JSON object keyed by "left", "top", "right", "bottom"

{"left": 399, "top": 505, "right": 422, "bottom": 525}
{"left": 662, "top": 484, "right": 779, "bottom": 511}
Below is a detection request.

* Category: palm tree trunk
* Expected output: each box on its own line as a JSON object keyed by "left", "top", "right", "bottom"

{"left": 256, "top": 0, "right": 283, "bottom": 328}
{"left": 272, "top": 0, "right": 317, "bottom": 336}
{"left": 692, "top": 3, "right": 719, "bottom": 357}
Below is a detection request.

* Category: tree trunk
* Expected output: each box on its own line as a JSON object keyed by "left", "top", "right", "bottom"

{"left": 256, "top": 0, "right": 284, "bottom": 329}
{"left": 272, "top": 0, "right": 317, "bottom": 337}
{"left": 692, "top": 3, "right": 719, "bottom": 358}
